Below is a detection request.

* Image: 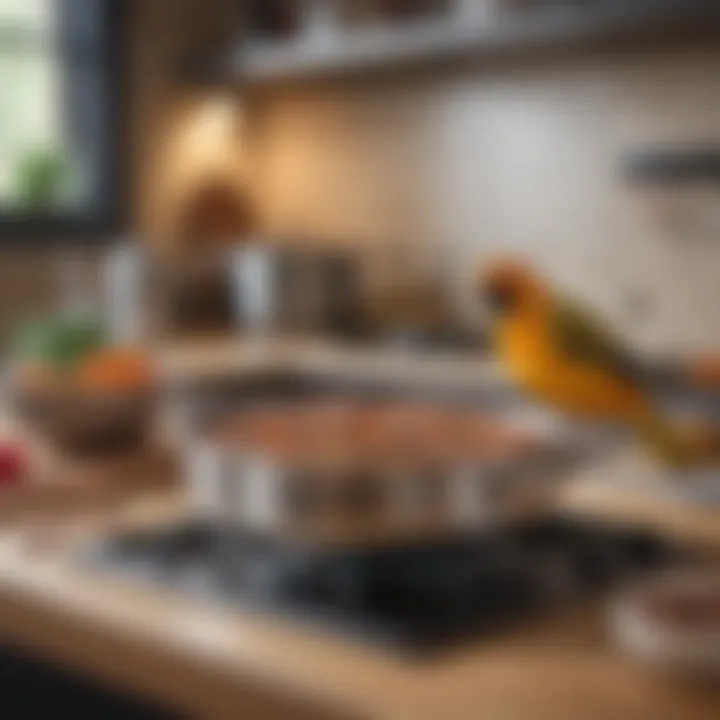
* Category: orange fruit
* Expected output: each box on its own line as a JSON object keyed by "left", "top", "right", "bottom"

{"left": 78, "top": 349, "right": 154, "bottom": 392}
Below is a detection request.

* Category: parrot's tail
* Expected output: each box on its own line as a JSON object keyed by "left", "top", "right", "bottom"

{"left": 631, "top": 404, "right": 696, "bottom": 468}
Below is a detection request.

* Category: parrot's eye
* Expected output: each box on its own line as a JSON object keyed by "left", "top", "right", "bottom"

{"left": 484, "top": 285, "right": 516, "bottom": 314}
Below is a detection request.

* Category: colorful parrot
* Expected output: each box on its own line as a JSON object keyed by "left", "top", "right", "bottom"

{"left": 477, "top": 257, "right": 712, "bottom": 468}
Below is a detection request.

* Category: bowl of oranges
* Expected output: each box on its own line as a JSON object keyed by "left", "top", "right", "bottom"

{"left": 10, "top": 317, "right": 156, "bottom": 456}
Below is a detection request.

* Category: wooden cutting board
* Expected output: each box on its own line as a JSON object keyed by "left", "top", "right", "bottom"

{"left": 0, "top": 415, "right": 177, "bottom": 525}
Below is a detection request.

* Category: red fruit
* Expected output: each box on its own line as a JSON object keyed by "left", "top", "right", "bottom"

{"left": 0, "top": 444, "right": 25, "bottom": 486}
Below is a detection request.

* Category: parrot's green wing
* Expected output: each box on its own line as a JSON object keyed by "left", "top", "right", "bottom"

{"left": 547, "top": 297, "right": 639, "bottom": 380}
{"left": 548, "top": 297, "right": 693, "bottom": 467}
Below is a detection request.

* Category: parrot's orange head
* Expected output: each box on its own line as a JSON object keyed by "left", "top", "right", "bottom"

{"left": 478, "top": 258, "right": 543, "bottom": 315}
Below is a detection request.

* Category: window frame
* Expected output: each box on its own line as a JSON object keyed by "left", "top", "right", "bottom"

{"left": 0, "top": 0, "right": 128, "bottom": 245}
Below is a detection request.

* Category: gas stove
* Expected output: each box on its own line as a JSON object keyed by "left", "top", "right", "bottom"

{"left": 82, "top": 516, "right": 684, "bottom": 653}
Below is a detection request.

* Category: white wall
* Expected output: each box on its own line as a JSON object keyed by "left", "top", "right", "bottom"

{"left": 252, "top": 45, "right": 720, "bottom": 356}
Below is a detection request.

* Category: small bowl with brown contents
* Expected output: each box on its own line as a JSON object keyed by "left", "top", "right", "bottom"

{"left": 610, "top": 570, "right": 720, "bottom": 677}
{"left": 12, "top": 349, "right": 156, "bottom": 457}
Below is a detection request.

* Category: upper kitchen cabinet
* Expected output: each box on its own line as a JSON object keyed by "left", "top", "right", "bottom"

{"left": 234, "top": 0, "right": 720, "bottom": 85}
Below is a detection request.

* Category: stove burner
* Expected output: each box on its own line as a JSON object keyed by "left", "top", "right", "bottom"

{"left": 82, "top": 517, "right": 682, "bottom": 652}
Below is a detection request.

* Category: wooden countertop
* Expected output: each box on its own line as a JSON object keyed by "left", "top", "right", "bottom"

{"left": 1, "top": 447, "right": 720, "bottom": 719}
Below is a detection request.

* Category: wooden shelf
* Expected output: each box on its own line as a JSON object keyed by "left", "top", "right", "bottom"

{"left": 234, "top": 1, "right": 720, "bottom": 86}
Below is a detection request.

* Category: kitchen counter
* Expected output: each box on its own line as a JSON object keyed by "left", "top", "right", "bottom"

{"left": 1, "top": 448, "right": 720, "bottom": 719}
{"left": 157, "top": 337, "right": 504, "bottom": 390}
{"left": 157, "top": 337, "right": 720, "bottom": 415}
{"left": 1, "top": 339, "right": 719, "bottom": 718}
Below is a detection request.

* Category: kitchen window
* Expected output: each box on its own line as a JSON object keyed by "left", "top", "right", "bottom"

{"left": 0, "top": 0, "right": 126, "bottom": 240}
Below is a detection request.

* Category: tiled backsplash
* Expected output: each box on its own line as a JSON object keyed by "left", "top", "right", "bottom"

{"left": 251, "top": 45, "right": 720, "bottom": 356}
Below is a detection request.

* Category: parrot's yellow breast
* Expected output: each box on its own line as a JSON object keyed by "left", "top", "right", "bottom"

{"left": 496, "top": 311, "right": 645, "bottom": 419}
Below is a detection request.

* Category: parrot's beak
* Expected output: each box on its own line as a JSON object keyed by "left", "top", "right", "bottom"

{"left": 477, "top": 258, "right": 532, "bottom": 315}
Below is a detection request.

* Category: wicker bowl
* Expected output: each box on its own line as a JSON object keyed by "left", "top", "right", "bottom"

{"left": 12, "top": 384, "right": 157, "bottom": 457}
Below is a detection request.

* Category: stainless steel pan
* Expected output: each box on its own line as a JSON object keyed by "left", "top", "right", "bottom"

{"left": 183, "top": 404, "right": 584, "bottom": 548}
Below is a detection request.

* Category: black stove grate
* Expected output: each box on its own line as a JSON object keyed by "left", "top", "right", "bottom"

{"left": 82, "top": 516, "right": 683, "bottom": 653}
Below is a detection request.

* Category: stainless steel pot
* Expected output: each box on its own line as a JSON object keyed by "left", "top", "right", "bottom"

{"left": 230, "top": 244, "right": 366, "bottom": 337}
{"left": 184, "top": 425, "right": 580, "bottom": 548}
